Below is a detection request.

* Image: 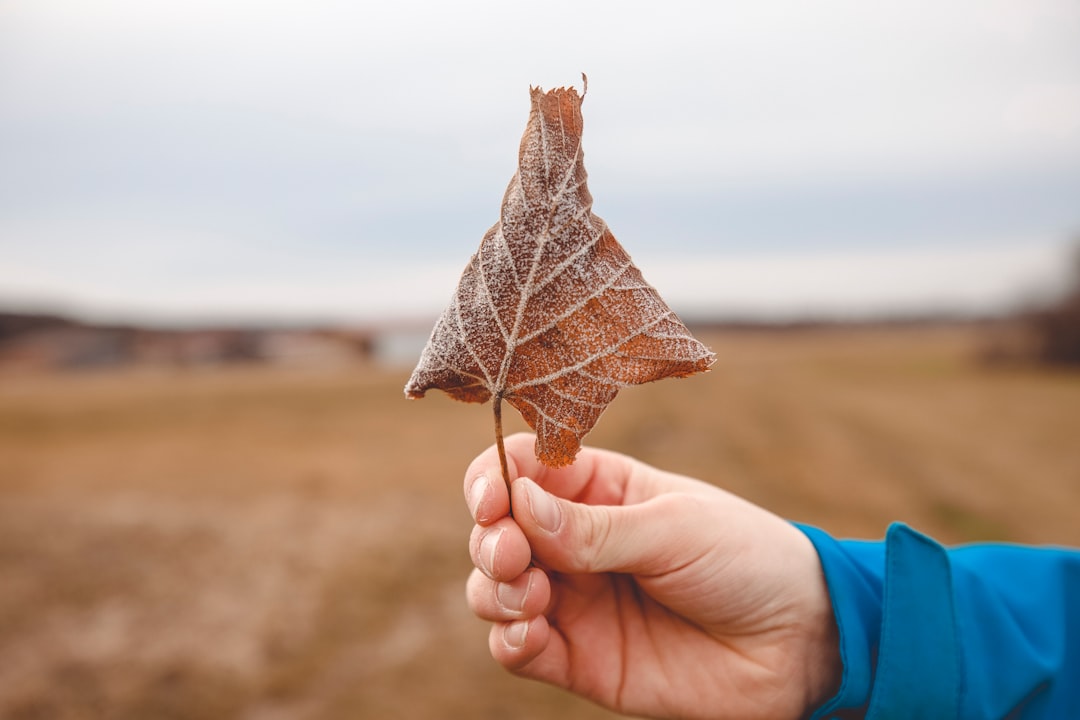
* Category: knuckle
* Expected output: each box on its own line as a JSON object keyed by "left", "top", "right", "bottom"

{"left": 574, "top": 507, "right": 614, "bottom": 573}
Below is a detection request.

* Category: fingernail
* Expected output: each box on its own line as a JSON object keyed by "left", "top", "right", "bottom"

{"left": 503, "top": 619, "right": 529, "bottom": 649}
{"left": 478, "top": 528, "right": 502, "bottom": 578}
{"left": 468, "top": 474, "right": 491, "bottom": 522}
{"left": 496, "top": 575, "right": 531, "bottom": 613}
{"left": 524, "top": 478, "right": 561, "bottom": 533}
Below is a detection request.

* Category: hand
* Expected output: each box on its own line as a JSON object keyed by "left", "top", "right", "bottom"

{"left": 464, "top": 433, "right": 841, "bottom": 720}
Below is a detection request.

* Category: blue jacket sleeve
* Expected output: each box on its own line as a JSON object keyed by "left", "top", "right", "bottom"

{"left": 796, "top": 522, "right": 1080, "bottom": 719}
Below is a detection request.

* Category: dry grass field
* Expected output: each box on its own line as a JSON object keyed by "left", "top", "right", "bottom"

{"left": 0, "top": 325, "right": 1078, "bottom": 719}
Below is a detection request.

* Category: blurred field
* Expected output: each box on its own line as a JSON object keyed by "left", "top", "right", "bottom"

{"left": 1, "top": 324, "right": 1078, "bottom": 719}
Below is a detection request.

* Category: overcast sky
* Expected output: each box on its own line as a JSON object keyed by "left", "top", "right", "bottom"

{"left": 1, "top": 1, "right": 1078, "bottom": 325}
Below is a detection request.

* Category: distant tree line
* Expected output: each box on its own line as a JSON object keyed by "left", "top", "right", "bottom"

{"left": 984, "top": 241, "right": 1080, "bottom": 368}
{"left": 0, "top": 312, "right": 376, "bottom": 371}
{"left": 1025, "top": 243, "right": 1080, "bottom": 366}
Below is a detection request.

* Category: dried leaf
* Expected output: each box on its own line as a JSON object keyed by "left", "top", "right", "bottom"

{"left": 405, "top": 80, "right": 714, "bottom": 469}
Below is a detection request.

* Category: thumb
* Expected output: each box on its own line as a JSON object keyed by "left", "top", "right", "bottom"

{"left": 510, "top": 476, "right": 697, "bottom": 576}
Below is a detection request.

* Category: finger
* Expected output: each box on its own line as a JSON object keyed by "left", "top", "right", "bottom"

{"left": 487, "top": 615, "right": 553, "bottom": 673}
{"left": 511, "top": 476, "right": 709, "bottom": 576}
{"left": 474, "top": 432, "right": 648, "bottom": 507}
{"left": 464, "top": 433, "right": 541, "bottom": 524}
{"left": 488, "top": 615, "right": 583, "bottom": 690}
{"left": 464, "top": 468, "right": 507, "bottom": 526}
{"left": 465, "top": 566, "right": 551, "bottom": 622}
{"left": 464, "top": 459, "right": 509, "bottom": 526}
{"left": 468, "top": 516, "right": 532, "bottom": 582}
{"left": 466, "top": 432, "right": 542, "bottom": 483}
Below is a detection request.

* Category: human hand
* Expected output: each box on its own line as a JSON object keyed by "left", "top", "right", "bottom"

{"left": 464, "top": 433, "right": 840, "bottom": 720}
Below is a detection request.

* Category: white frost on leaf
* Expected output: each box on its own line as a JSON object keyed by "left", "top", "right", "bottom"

{"left": 405, "top": 83, "right": 714, "bottom": 467}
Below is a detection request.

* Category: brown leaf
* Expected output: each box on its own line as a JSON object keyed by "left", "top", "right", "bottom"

{"left": 405, "top": 80, "right": 714, "bottom": 468}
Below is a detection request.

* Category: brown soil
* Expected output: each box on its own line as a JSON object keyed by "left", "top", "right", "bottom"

{"left": 1, "top": 326, "right": 1077, "bottom": 718}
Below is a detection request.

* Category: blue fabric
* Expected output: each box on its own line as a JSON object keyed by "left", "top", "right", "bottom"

{"left": 797, "top": 523, "right": 1080, "bottom": 719}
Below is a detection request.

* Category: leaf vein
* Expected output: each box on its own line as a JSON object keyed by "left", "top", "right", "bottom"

{"left": 529, "top": 225, "right": 602, "bottom": 298}
{"left": 478, "top": 238, "right": 512, "bottom": 344}
{"left": 451, "top": 292, "right": 495, "bottom": 389}
{"left": 506, "top": 312, "right": 674, "bottom": 392}
{"left": 517, "top": 254, "right": 636, "bottom": 344}
{"left": 546, "top": 381, "right": 611, "bottom": 409}
{"left": 513, "top": 394, "right": 579, "bottom": 433}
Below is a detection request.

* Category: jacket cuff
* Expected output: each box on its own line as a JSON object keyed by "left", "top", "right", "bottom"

{"left": 796, "top": 522, "right": 960, "bottom": 719}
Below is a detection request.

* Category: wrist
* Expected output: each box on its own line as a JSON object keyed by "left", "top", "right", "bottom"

{"left": 794, "top": 531, "right": 843, "bottom": 716}
{"left": 802, "top": 596, "right": 842, "bottom": 713}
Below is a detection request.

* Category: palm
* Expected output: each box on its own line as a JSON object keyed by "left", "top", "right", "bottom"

{"left": 540, "top": 558, "right": 813, "bottom": 719}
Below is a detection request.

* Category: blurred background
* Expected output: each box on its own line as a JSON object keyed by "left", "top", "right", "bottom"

{"left": 1, "top": 1, "right": 1078, "bottom": 718}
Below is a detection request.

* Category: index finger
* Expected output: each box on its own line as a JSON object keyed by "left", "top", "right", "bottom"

{"left": 466, "top": 432, "right": 549, "bottom": 524}
{"left": 464, "top": 433, "right": 646, "bottom": 521}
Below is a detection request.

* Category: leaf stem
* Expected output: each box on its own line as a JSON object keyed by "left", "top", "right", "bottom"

{"left": 492, "top": 395, "right": 513, "bottom": 514}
